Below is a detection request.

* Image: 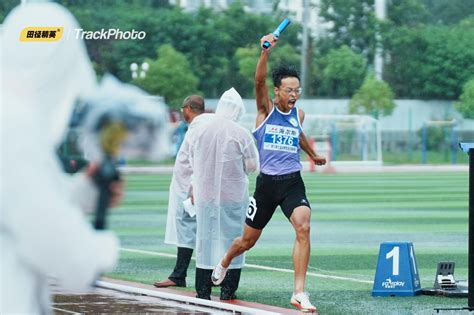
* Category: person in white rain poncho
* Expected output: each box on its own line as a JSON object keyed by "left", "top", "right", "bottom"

{"left": 184, "top": 88, "right": 259, "bottom": 300}
{"left": 155, "top": 96, "right": 205, "bottom": 289}
{"left": 1, "top": 3, "right": 121, "bottom": 314}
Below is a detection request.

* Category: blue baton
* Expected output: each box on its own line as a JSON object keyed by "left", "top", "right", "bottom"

{"left": 262, "top": 18, "right": 291, "bottom": 49}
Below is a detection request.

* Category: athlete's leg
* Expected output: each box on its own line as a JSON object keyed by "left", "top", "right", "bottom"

{"left": 221, "top": 224, "right": 262, "bottom": 268}
{"left": 212, "top": 225, "right": 262, "bottom": 285}
{"left": 289, "top": 206, "right": 311, "bottom": 294}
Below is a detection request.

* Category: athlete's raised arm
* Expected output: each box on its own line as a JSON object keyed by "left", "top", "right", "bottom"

{"left": 255, "top": 34, "right": 277, "bottom": 125}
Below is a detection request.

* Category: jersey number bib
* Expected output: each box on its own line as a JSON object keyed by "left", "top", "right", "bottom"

{"left": 263, "top": 124, "right": 299, "bottom": 153}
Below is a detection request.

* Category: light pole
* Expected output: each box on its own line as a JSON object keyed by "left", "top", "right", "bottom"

{"left": 130, "top": 62, "right": 149, "bottom": 79}
{"left": 374, "top": 0, "right": 386, "bottom": 80}
{"left": 300, "top": 0, "right": 309, "bottom": 98}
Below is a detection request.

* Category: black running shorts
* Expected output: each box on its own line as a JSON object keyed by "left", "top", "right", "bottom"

{"left": 245, "top": 171, "right": 311, "bottom": 230}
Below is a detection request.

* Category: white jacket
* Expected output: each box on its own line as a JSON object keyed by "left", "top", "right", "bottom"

{"left": 163, "top": 116, "right": 206, "bottom": 249}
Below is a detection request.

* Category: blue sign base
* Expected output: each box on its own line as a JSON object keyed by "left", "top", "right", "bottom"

{"left": 372, "top": 242, "right": 422, "bottom": 297}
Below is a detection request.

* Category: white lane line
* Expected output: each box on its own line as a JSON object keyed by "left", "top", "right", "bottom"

{"left": 244, "top": 263, "right": 373, "bottom": 284}
{"left": 121, "top": 248, "right": 177, "bottom": 258}
{"left": 51, "top": 307, "right": 81, "bottom": 314}
{"left": 120, "top": 247, "right": 373, "bottom": 284}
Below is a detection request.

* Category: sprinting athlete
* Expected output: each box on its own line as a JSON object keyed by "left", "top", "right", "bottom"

{"left": 212, "top": 33, "right": 326, "bottom": 313}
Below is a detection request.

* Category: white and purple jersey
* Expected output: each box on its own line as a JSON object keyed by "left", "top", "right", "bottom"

{"left": 252, "top": 106, "right": 302, "bottom": 175}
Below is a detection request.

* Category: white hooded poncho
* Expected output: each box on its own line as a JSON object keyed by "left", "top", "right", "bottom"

{"left": 186, "top": 88, "right": 259, "bottom": 269}
{"left": 1, "top": 3, "right": 118, "bottom": 314}
{"left": 163, "top": 114, "right": 211, "bottom": 248}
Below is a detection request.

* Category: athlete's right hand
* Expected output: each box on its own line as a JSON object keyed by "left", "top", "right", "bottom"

{"left": 260, "top": 33, "right": 277, "bottom": 51}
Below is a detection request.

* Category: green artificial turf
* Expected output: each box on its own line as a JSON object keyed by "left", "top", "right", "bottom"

{"left": 106, "top": 171, "right": 470, "bottom": 314}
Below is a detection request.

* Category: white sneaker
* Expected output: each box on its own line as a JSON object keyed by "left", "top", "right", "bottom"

{"left": 290, "top": 292, "right": 317, "bottom": 313}
{"left": 211, "top": 263, "right": 228, "bottom": 285}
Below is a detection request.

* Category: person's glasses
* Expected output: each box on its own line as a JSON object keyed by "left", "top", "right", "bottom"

{"left": 180, "top": 105, "right": 189, "bottom": 113}
{"left": 281, "top": 87, "right": 302, "bottom": 95}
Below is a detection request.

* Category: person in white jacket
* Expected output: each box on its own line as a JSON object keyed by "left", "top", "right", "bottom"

{"left": 183, "top": 88, "right": 259, "bottom": 300}
{"left": 0, "top": 3, "right": 121, "bottom": 313}
{"left": 155, "top": 95, "right": 205, "bottom": 288}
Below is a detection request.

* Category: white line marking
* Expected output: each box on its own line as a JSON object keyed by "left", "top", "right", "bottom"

{"left": 96, "top": 280, "right": 279, "bottom": 315}
{"left": 52, "top": 307, "right": 81, "bottom": 314}
{"left": 120, "top": 247, "right": 373, "bottom": 284}
{"left": 122, "top": 248, "right": 177, "bottom": 258}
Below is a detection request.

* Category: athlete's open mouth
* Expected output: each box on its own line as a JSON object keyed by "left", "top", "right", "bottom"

{"left": 288, "top": 99, "right": 296, "bottom": 108}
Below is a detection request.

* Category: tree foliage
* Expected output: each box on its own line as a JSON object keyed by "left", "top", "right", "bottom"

{"left": 384, "top": 17, "right": 474, "bottom": 99}
{"left": 52, "top": 1, "right": 296, "bottom": 99}
{"left": 134, "top": 44, "right": 199, "bottom": 109}
{"left": 234, "top": 46, "right": 259, "bottom": 97}
{"left": 318, "top": 45, "right": 367, "bottom": 97}
{"left": 318, "top": 0, "right": 378, "bottom": 62}
{"left": 349, "top": 74, "right": 396, "bottom": 118}
{"left": 420, "top": 19, "right": 474, "bottom": 98}
{"left": 421, "top": 0, "right": 474, "bottom": 25}
{"left": 387, "top": 0, "right": 430, "bottom": 27}
{"left": 2, "top": 0, "right": 473, "bottom": 100}
{"left": 455, "top": 79, "right": 474, "bottom": 119}
{"left": 382, "top": 26, "right": 426, "bottom": 98}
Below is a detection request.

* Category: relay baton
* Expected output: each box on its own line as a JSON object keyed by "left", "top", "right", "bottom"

{"left": 262, "top": 18, "right": 291, "bottom": 49}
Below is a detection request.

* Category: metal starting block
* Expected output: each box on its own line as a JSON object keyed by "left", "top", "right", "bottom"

{"left": 422, "top": 261, "right": 468, "bottom": 297}
{"left": 434, "top": 262, "right": 457, "bottom": 290}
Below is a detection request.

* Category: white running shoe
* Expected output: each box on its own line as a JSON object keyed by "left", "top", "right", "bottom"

{"left": 211, "top": 263, "right": 228, "bottom": 285}
{"left": 290, "top": 292, "right": 317, "bottom": 313}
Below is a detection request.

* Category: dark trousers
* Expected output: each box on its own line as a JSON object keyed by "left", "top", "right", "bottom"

{"left": 195, "top": 267, "right": 242, "bottom": 300}
{"left": 168, "top": 247, "right": 193, "bottom": 287}
{"left": 195, "top": 268, "right": 213, "bottom": 300}
{"left": 220, "top": 268, "right": 241, "bottom": 300}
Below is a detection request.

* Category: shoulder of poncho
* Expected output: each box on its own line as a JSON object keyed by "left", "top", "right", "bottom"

{"left": 226, "top": 120, "right": 253, "bottom": 138}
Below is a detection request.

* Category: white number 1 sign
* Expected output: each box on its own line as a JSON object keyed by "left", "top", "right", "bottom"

{"left": 386, "top": 246, "right": 400, "bottom": 276}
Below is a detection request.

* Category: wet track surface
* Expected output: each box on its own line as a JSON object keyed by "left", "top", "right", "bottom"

{"left": 52, "top": 287, "right": 234, "bottom": 314}
{"left": 50, "top": 278, "right": 302, "bottom": 314}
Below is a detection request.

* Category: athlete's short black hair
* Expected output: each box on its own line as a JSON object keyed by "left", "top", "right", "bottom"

{"left": 272, "top": 64, "right": 300, "bottom": 87}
